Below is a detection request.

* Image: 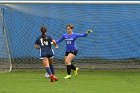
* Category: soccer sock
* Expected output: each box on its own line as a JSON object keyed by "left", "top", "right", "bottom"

{"left": 67, "top": 65, "right": 71, "bottom": 75}
{"left": 50, "top": 64, "right": 55, "bottom": 75}
{"left": 45, "top": 67, "right": 52, "bottom": 75}
{"left": 71, "top": 63, "right": 76, "bottom": 70}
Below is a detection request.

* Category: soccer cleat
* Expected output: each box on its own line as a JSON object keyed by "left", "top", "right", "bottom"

{"left": 64, "top": 75, "right": 71, "bottom": 79}
{"left": 50, "top": 75, "right": 55, "bottom": 82}
{"left": 50, "top": 75, "right": 58, "bottom": 82}
{"left": 74, "top": 68, "right": 79, "bottom": 77}
{"left": 53, "top": 75, "right": 58, "bottom": 81}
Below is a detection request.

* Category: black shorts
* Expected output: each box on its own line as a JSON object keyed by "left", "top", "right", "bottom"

{"left": 65, "top": 50, "right": 78, "bottom": 56}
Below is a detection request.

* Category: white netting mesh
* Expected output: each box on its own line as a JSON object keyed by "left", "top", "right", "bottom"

{"left": 1, "top": 3, "right": 140, "bottom": 70}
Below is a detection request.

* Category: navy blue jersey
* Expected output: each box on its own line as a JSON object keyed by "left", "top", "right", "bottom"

{"left": 56, "top": 32, "right": 87, "bottom": 52}
{"left": 35, "top": 35, "right": 54, "bottom": 57}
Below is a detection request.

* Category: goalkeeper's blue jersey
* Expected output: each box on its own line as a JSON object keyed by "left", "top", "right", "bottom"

{"left": 35, "top": 35, "right": 54, "bottom": 57}
{"left": 56, "top": 32, "right": 87, "bottom": 52}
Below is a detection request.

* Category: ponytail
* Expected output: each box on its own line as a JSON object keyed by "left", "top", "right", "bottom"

{"left": 40, "top": 26, "right": 47, "bottom": 41}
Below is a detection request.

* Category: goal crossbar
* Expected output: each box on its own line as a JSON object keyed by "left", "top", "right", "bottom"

{"left": 0, "top": 1, "right": 140, "bottom": 4}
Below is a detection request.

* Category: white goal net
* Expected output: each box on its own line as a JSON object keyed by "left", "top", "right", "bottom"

{"left": 0, "top": 1, "right": 140, "bottom": 71}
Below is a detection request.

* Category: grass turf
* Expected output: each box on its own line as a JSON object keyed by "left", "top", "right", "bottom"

{"left": 0, "top": 70, "right": 140, "bottom": 93}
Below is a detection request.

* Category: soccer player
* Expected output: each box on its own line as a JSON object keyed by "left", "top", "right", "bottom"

{"left": 56, "top": 24, "right": 92, "bottom": 79}
{"left": 35, "top": 26, "right": 58, "bottom": 82}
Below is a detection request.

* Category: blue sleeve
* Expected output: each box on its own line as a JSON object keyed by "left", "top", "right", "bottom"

{"left": 56, "top": 35, "right": 65, "bottom": 44}
{"left": 75, "top": 33, "right": 87, "bottom": 38}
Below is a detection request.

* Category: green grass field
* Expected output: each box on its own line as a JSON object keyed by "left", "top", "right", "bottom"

{"left": 0, "top": 70, "right": 140, "bottom": 93}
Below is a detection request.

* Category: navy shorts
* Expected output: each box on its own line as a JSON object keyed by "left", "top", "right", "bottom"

{"left": 40, "top": 50, "right": 54, "bottom": 59}
{"left": 40, "top": 55, "right": 54, "bottom": 59}
{"left": 65, "top": 50, "right": 78, "bottom": 56}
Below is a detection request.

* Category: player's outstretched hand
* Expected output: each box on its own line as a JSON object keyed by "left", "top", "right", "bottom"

{"left": 56, "top": 46, "right": 59, "bottom": 48}
{"left": 86, "top": 30, "right": 93, "bottom": 34}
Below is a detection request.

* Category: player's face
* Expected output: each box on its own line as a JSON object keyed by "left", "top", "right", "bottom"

{"left": 66, "top": 26, "right": 72, "bottom": 34}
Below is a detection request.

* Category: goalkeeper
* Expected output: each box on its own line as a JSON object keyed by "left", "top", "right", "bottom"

{"left": 35, "top": 26, "right": 58, "bottom": 82}
{"left": 56, "top": 24, "right": 92, "bottom": 79}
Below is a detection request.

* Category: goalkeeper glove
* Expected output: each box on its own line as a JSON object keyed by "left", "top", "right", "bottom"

{"left": 86, "top": 30, "right": 93, "bottom": 34}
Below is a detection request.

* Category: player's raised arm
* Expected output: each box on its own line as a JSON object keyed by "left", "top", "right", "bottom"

{"left": 75, "top": 33, "right": 87, "bottom": 37}
{"left": 75, "top": 29, "right": 93, "bottom": 38}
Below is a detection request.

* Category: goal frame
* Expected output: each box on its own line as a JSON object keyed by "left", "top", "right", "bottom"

{"left": 0, "top": 1, "right": 140, "bottom": 72}
{"left": 0, "top": 1, "right": 140, "bottom": 4}
{"left": 0, "top": 6, "right": 12, "bottom": 73}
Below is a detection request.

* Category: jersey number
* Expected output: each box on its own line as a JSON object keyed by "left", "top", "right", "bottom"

{"left": 40, "top": 38, "right": 48, "bottom": 46}
{"left": 67, "top": 41, "right": 71, "bottom": 44}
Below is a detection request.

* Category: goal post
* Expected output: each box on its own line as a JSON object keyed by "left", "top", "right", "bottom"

{"left": 1, "top": 1, "right": 140, "bottom": 71}
{"left": 0, "top": 6, "right": 12, "bottom": 72}
{"left": 1, "top": 1, "right": 140, "bottom": 4}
